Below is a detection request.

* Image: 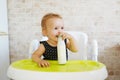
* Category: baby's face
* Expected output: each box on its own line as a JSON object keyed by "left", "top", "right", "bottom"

{"left": 45, "top": 18, "right": 64, "bottom": 41}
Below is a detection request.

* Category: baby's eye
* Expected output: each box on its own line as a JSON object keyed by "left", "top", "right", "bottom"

{"left": 61, "top": 27, "right": 64, "bottom": 29}
{"left": 54, "top": 27, "right": 58, "bottom": 30}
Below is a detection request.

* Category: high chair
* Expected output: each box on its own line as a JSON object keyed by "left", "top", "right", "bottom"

{"left": 7, "top": 31, "right": 108, "bottom": 80}
{"left": 29, "top": 31, "right": 98, "bottom": 61}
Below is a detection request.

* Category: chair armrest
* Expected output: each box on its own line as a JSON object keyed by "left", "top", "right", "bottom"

{"left": 28, "top": 37, "right": 48, "bottom": 59}
{"left": 29, "top": 39, "right": 39, "bottom": 58}
{"left": 88, "top": 40, "right": 98, "bottom": 61}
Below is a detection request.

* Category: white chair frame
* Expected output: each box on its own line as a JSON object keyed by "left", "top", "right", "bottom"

{"left": 7, "top": 31, "right": 108, "bottom": 80}
{"left": 29, "top": 31, "right": 98, "bottom": 61}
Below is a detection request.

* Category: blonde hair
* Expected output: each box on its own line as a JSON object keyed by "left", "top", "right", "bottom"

{"left": 41, "top": 13, "right": 62, "bottom": 29}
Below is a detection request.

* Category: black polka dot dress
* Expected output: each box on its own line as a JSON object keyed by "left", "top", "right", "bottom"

{"left": 40, "top": 41, "right": 68, "bottom": 60}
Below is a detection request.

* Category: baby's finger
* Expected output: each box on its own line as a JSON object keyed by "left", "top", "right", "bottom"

{"left": 44, "top": 62, "right": 50, "bottom": 67}
{"left": 62, "top": 33, "right": 69, "bottom": 40}
{"left": 62, "top": 34, "right": 67, "bottom": 40}
{"left": 40, "top": 63, "right": 45, "bottom": 67}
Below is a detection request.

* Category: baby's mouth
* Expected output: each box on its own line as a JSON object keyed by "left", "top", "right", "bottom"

{"left": 56, "top": 35, "right": 59, "bottom": 38}
{"left": 56, "top": 34, "right": 62, "bottom": 38}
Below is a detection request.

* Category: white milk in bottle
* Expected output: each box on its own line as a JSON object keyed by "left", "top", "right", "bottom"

{"left": 57, "top": 35, "right": 66, "bottom": 64}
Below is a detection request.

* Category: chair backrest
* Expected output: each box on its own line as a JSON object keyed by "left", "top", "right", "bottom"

{"left": 29, "top": 31, "right": 88, "bottom": 60}
{"left": 66, "top": 31, "right": 88, "bottom": 60}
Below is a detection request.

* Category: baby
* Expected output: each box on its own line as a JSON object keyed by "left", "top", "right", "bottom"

{"left": 32, "top": 13, "right": 78, "bottom": 67}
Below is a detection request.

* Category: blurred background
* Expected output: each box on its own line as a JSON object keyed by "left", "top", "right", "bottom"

{"left": 1, "top": 0, "right": 120, "bottom": 80}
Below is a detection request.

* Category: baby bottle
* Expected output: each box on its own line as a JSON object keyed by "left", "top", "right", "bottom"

{"left": 57, "top": 35, "right": 66, "bottom": 64}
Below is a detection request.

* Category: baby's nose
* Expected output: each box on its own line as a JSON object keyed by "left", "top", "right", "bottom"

{"left": 57, "top": 30, "right": 60, "bottom": 33}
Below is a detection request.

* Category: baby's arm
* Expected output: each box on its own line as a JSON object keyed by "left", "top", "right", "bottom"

{"left": 61, "top": 32, "right": 78, "bottom": 52}
{"left": 32, "top": 44, "right": 50, "bottom": 67}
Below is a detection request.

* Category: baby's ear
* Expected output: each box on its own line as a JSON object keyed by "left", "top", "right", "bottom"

{"left": 42, "top": 29, "right": 47, "bottom": 36}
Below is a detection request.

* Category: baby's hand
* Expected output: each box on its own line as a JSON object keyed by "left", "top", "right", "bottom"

{"left": 38, "top": 60, "right": 50, "bottom": 67}
{"left": 60, "top": 32, "right": 72, "bottom": 40}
